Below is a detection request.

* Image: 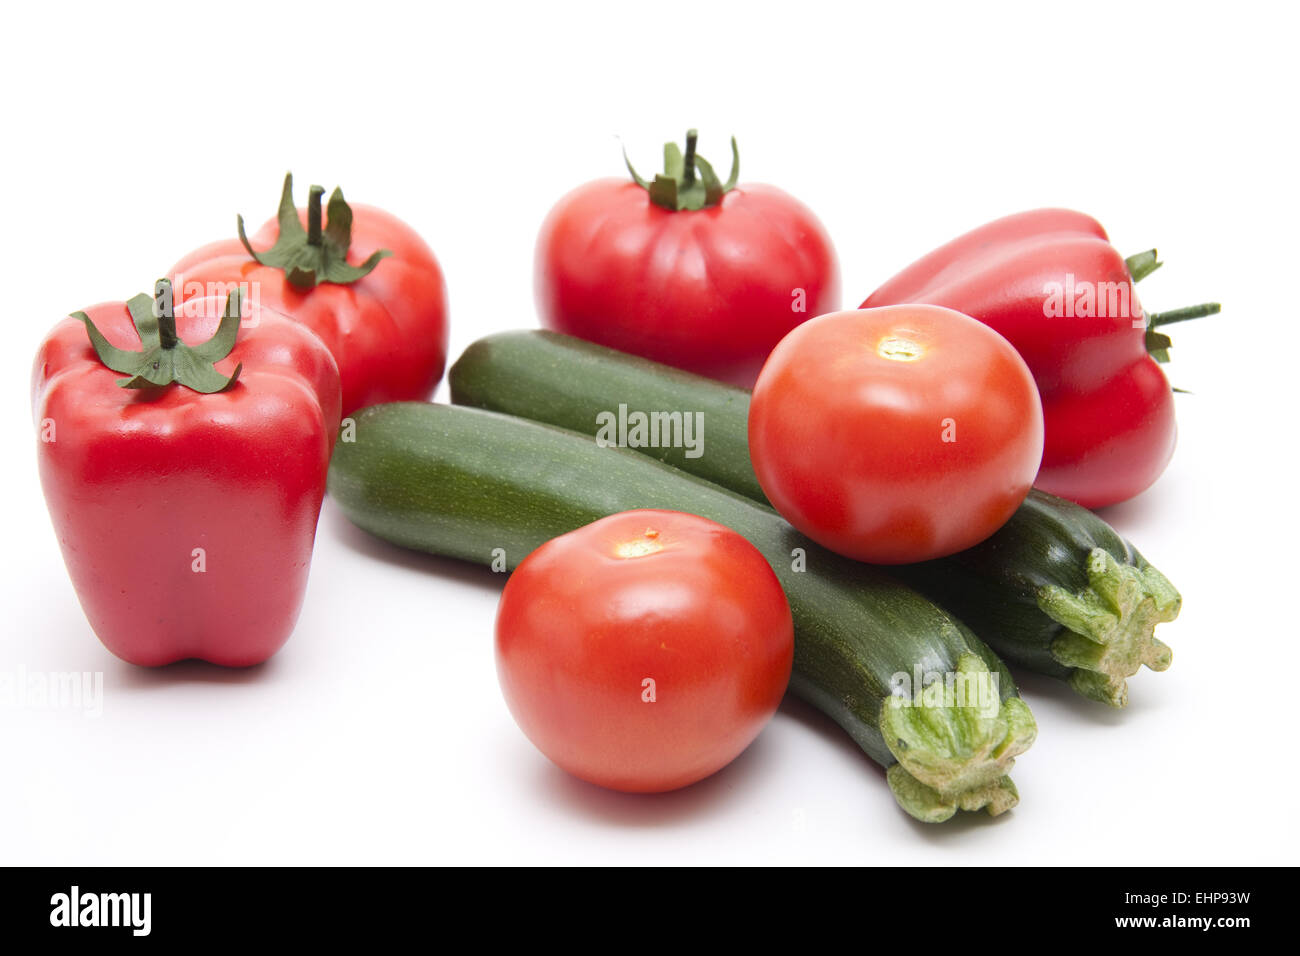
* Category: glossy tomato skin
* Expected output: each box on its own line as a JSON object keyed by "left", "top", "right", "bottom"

{"left": 172, "top": 203, "right": 447, "bottom": 416}
{"left": 32, "top": 297, "right": 341, "bottom": 667}
{"left": 748, "top": 306, "right": 1044, "bottom": 564}
{"left": 495, "top": 509, "right": 793, "bottom": 793}
{"left": 535, "top": 179, "right": 839, "bottom": 388}
{"left": 862, "top": 209, "right": 1174, "bottom": 507}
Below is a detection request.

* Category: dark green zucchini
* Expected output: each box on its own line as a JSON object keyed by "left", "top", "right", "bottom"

{"left": 892, "top": 491, "right": 1179, "bottom": 707}
{"left": 329, "top": 402, "right": 1037, "bottom": 823}
{"left": 449, "top": 329, "right": 1181, "bottom": 707}
{"left": 450, "top": 328, "right": 766, "bottom": 502}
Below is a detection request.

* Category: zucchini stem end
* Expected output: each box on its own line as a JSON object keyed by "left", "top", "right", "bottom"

{"left": 1040, "top": 548, "right": 1181, "bottom": 708}
{"left": 880, "top": 653, "right": 1037, "bottom": 823}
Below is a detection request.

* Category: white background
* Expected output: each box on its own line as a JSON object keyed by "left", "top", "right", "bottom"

{"left": 2, "top": 1, "right": 1297, "bottom": 865}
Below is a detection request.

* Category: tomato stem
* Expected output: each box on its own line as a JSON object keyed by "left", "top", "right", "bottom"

{"left": 306, "top": 185, "right": 325, "bottom": 246}
{"left": 622, "top": 132, "right": 741, "bottom": 212}
{"left": 681, "top": 129, "right": 698, "bottom": 188}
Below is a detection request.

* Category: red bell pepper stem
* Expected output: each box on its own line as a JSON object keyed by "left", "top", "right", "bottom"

{"left": 75, "top": 278, "right": 243, "bottom": 393}
{"left": 154, "top": 281, "right": 179, "bottom": 350}
{"left": 1125, "top": 248, "right": 1221, "bottom": 334}
{"left": 1148, "top": 303, "right": 1221, "bottom": 327}
{"left": 1125, "top": 248, "right": 1163, "bottom": 282}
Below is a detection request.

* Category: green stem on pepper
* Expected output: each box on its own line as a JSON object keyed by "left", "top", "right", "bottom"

{"left": 1148, "top": 303, "right": 1222, "bottom": 327}
{"left": 1125, "top": 248, "right": 1221, "bottom": 362}
{"left": 75, "top": 279, "right": 243, "bottom": 393}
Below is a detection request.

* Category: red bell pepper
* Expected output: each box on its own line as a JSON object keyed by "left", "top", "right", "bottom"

{"left": 170, "top": 173, "right": 448, "bottom": 416}
{"left": 862, "top": 209, "right": 1218, "bottom": 508}
{"left": 32, "top": 281, "right": 341, "bottom": 666}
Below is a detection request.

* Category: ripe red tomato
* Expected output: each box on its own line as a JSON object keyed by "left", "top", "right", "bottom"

{"left": 748, "top": 306, "right": 1044, "bottom": 564}
{"left": 495, "top": 509, "right": 794, "bottom": 793}
{"left": 171, "top": 174, "right": 448, "bottom": 417}
{"left": 534, "top": 131, "right": 839, "bottom": 388}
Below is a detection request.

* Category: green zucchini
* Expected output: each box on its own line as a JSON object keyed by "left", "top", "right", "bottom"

{"left": 450, "top": 328, "right": 767, "bottom": 502}
{"left": 449, "top": 329, "right": 1181, "bottom": 707}
{"left": 892, "top": 491, "right": 1180, "bottom": 707}
{"left": 329, "top": 402, "right": 1037, "bottom": 823}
